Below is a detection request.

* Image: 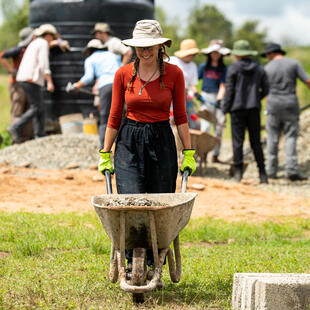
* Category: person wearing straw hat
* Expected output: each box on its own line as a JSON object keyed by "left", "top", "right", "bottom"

{"left": 69, "top": 39, "right": 121, "bottom": 148}
{"left": 7, "top": 24, "right": 58, "bottom": 142}
{"left": 222, "top": 40, "right": 269, "bottom": 183}
{"left": 262, "top": 43, "right": 310, "bottom": 181}
{"left": 169, "top": 39, "right": 201, "bottom": 129}
{"left": 97, "top": 19, "right": 196, "bottom": 271}
{"left": 198, "top": 39, "right": 231, "bottom": 163}
{"left": 0, "top": 27, "right": 34, "bottom": 143}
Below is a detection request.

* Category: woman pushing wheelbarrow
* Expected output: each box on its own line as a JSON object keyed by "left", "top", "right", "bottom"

{"left": 93, "top": 19, "right": 197, "bottom": 303}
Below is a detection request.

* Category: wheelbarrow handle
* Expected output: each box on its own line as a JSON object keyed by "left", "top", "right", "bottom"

{"left": 104, "top": 170, "right": 113, "bottom": 194}
{"left": 181, "top": 168, "right": 190, "bottom": 193}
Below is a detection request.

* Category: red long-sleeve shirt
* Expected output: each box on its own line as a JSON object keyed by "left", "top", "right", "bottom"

{"left": 107, "top": 62, "right": 188, "bottom": 130}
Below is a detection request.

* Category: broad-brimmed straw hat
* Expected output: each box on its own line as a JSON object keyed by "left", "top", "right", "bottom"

{"left": 174, "top": 39, "right": 200, "bottom": 58}
{"left": 18, "top": 27, "right": 34, "bottom": 47}
{"left": 83, "top": 39, "right": 108, "bottom": 55}
{"left": 261, "top": 43, "right": 286, "bottom": 57}
{"left": 122, "top": 19, "right": 171, "bottom": 47}
{"left": 91, "top": 23, "right": 113, "bottom": 35}
{"left": 201, "top": 39, "right": 230, "bottom": 56}
{"left": 34, "top": 24, "right": 60, "bottom": 39}
{"left": 231, "top": 40, "right": 258, "bottom": 56}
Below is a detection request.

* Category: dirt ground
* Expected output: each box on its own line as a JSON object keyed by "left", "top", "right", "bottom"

{"left": 1, "top": 163, "right": 310, "bottom": 222}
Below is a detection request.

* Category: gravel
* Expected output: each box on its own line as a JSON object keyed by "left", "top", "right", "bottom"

{"left": 0, "top": 134, "right": 100, "bottom": 169}
{"left": 0, "top": 110, "right": 309, "bottom": 196}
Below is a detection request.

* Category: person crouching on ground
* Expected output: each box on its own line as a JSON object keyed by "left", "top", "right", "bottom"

{"left": 8, "top": 24, "right": 57, "bottom": 142}
{"left": 222, "top": 40, "right": 269, "bottom": 183}
{"left": 97, "top": 19, "right": 196, "bottom": 271}
{"left": 70, "top": 39, "right": 120, "bottom": 148}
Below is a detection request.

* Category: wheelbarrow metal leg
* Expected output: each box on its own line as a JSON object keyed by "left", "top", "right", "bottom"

{"left": 109, "top": 243, "right": 118, "bottom": 283}
{"left": 148, "top": 211, "right": 159, "bottom": 268}
{"left": 167, "top": 235, "right": 182, "bottom": 283}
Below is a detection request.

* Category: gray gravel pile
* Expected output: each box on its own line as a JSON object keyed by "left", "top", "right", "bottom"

{"left": 104, "top": 197, "right": 168, "bottom": 207}
{"left": 0, "top": 134, "right": 100, "bottom": 169}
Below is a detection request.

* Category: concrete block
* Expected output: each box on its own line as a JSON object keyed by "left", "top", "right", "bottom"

{"left": 232, "top": 273, "right": 310, "bottom": 310}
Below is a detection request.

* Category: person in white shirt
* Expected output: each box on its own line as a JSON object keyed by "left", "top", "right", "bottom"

{"left": 8, "top": 24, "right": 57, "bottom": 142}
{"left": 169, "top": 39, "right": 201, "bottom": 129}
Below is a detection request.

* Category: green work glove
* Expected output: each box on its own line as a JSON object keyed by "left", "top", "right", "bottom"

{"left": 98, "top": 150, "right": 114, "bottom": 174}
{"left": 180, "top": 149, "right": 196, "bottom": 176}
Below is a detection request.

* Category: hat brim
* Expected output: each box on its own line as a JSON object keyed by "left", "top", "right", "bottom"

{"left": 261, "top": 49, "right": 286, "bottom": 58}
{"left": 174, "top": 48, "right": 200, "bottom": 58}
{"left": 35, "top": 29, "right": 59, "bottom": 39}
{"left": 18, "top": 32, "right": 34, "bottom": 47}
{"left": 121, "top": 37, "right": 172, "bottom": 48}
{"left": 231, "top": 50, "right": 258, "bottom": 56}
{"left": 201, "top": 46, "right": 231, "bottom": 55}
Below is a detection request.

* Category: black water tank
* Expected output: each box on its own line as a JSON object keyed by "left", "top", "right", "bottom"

{"left": 29, "top": 0, "right": 154, "bottom": 123}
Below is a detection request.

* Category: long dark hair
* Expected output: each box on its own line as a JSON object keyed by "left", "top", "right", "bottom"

{"left": 204, "top": 54, "right": 225, "bottom": 72}
{"left": 127, "top": 45, "right": 169, "bottom": 91}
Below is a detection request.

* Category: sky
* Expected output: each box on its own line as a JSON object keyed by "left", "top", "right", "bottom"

{"left": 155, "top": 0, "right": 310, "bottom": 46}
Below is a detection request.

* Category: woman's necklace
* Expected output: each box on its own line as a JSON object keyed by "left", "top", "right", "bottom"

{"left": 137, "top": 68, "right": 158, "bottom": 96}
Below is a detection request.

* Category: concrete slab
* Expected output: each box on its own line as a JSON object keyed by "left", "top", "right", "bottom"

{"left": 232, "top": 273, "right": 310, "bottom": 310}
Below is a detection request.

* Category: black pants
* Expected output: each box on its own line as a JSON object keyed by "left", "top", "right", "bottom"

{"left": 115, "top": 118, "right": 178, "bottom": 194}
{"left": 99, "top": 83, "right": 113, "bottom": 149}
{"left": 230, "top": 108, "right": 265, "bottom": 172}
{"left": 115, "top": 118, "right": 178, "bottom": 266}
{"left": 13, "top": 82, "right": 45, "bottom": 137}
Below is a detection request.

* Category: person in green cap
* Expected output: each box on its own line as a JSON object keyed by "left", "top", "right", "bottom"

{"left": 222, "top": 40, "right": 269, "bottom": 183}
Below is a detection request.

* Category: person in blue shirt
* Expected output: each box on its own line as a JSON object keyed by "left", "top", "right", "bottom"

{"left": 72, "top": 39, "right": 121, "bottom": 148}
{"left": 198, "top": 39, "right": 230, "bottom": 163}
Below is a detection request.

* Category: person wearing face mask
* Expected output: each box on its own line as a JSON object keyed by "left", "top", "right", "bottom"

{"left": 198, "top": 40, "right": 230, "bottom": 163}
{"left": 169, "top": 39, "right": 201, "bottom": 129}
{"left": 97, "top": 19, "right": 196, "bottom": 272}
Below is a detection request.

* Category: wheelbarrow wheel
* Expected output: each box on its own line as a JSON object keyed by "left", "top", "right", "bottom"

{"left": 131, "top": 248, "right": 146, "bottom": 303}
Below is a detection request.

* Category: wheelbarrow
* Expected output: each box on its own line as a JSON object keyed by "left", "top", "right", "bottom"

{"left": 91, "top": 169, "right": 197, "bottom": 303}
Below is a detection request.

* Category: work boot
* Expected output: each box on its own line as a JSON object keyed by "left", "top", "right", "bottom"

{"left": 259, "top": 172, "right": 268, "bottom": 184}
{"left": 7, "top": 126, "right": 21, "bottom": 144}
{"left": 233, "top": 167, "right": 243, "bottom": 182}
{"left": 287, "top": 173, "right": 308, "bottom": 181}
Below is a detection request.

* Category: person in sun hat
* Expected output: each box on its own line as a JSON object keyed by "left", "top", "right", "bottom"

{"left": 198, "top": 39, "right": 231, "bottom": 163}
{"left": 0, "top": 26, "right": 35, "bottom": 143}
{"left": 92, "top": 22, "right": 132, "bottom": 66}
{"left": 7, "top": 24, "right": 59, "bottom": 142}
{"left": 262, "top": 42, "right": 310, "bottom": 181}
{"left": 169, "top": 39, "right": 201, "bottom": 129}
{"left": 222, "top": 40, "right": 269, "bottom": 184}
{"left": 97, "top": 19, "right": 196, "bottom": 273}
{"left": 69, "top": 39, "right": 121, "bottom": 148}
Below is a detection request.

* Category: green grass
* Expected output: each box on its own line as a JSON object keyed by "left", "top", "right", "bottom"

{"left": 0, "top": 212, "right": 309, "bottom": 309}
{"left": 0, "top": 74, "right": 11, "bottom": 148}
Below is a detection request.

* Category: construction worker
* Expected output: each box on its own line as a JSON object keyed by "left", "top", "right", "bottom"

{"left": 262, "top": 43, "right": 310, "bottom": 181}
{"left": 0, "top": 27, "right": 34, "bottom": 142}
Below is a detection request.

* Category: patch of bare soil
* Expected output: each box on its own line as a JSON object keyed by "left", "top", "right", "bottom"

{"left": 1, "top": 165, "right": 309, "bottom": 222}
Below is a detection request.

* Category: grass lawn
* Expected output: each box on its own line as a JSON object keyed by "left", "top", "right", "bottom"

{"left": 0, "top": 212, "right": 310, "bottom": 309}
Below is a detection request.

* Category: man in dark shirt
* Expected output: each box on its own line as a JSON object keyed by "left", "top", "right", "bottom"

{"left": 263, "top": 43, "right": 309, "bottom": 181}
{"left": 222, "top": 40, "right": 269, "bottom": 183}
{"left": 0, "top": 27, "right": 34, "bottom": 142}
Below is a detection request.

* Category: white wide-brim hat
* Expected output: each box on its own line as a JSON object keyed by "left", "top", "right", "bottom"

{"left": 34, "top": 24, "right": 60, "bottom": 38}
{"left": 122, "top": 19, "right": 171, "bottom": 47}
{"left": 18, "top": 27, "right": 34, "bottom": 47}
{"left": 201, "top": 44, "right": 231, "bottom": 55}
{"left": 83, "top": 39, "right": 108, "bottom": 54}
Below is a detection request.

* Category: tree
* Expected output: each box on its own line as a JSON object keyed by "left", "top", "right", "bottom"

{"left": 155, "top": 6, "right": 182, "bottom": 57}
{"left": 187, "top": 5, "right": 233, "bottom": 49}
{"left": 0, "top": 0, "right": 29, "bottom": 51}
{"left": 233, "top": 20, "right": 267, "bottom": 56}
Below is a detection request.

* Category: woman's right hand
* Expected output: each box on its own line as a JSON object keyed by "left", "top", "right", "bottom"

{"left": 98, "top": 151, "right": 114, "bottom": 174}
